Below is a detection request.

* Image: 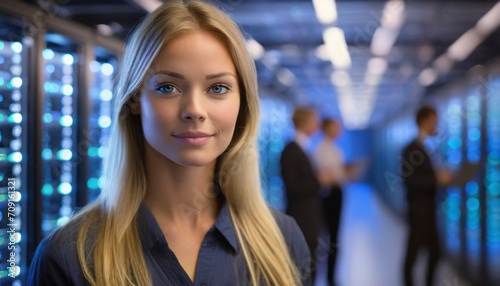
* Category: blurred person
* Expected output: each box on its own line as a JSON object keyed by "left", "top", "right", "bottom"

{"left": 312, "top": 118, "right": 347, "bottom": 286}
{"left": 28, "top": 2, "right": 311, "bottom": 285}
{"left": 402, "top": 106, "right": 453, "bottom": 286}
{"left": 280, "top": 107, "right": 322, "bottom": 283}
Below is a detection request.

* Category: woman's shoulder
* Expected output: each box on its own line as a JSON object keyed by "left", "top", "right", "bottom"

{"left": 269, "top": 208, "right": 311, "bottom": 256}
{"left": 269, "top": 207, "right": 312, "bottom": 284}
{"left": 28, "top": 209, "right": 100, "bottom": 286}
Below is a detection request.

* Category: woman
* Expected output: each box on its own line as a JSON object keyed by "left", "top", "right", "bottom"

{"left": 28, "top": 1, "right": 311, "bottom": 285}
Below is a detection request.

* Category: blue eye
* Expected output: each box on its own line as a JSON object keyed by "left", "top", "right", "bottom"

{"left": 157, "top": 84, "right": 177, "bottom": 93}
{"left": 210, "top": 85, "right": 229, "bottom": 94}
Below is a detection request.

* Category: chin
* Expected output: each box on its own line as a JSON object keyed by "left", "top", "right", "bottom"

{"left": 173, "top": 155, "right": 218, "bottom": 168}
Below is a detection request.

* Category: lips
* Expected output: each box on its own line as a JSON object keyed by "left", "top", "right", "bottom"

{"left": 172, "top": 131, "right": 214, "bottom": 146}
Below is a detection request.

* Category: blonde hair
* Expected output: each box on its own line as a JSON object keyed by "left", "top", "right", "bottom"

{"left": 65, "top": 1, "right": 302, "bottom": 285}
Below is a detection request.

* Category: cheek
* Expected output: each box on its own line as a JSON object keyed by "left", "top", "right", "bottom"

{"left": 140, "top": 97, "right": 177, "bottom": 136}
{"left": 217, "top": 99, "right": 240, "bottom": 135}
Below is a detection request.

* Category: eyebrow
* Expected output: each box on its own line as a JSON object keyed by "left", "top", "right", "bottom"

{"left": 152, "top": 71, "right": 237, "bottom": 80}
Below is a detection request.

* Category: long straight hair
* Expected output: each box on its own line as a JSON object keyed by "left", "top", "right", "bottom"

{"left": 67, "top": 1, "right": 302, "bottom": 285}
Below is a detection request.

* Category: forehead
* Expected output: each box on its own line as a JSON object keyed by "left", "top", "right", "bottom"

{"left": 150, "top": 31, "right": 236, "bottom": 73}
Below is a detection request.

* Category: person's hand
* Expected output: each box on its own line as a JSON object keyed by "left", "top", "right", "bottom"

{"left": 437, "top": 170, "right": 453, "bottom": 185}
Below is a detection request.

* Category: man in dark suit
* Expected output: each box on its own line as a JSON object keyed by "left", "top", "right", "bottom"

{"left": 402, "top": 107, "right": 453, "bottom": 286}
{"left": 280, "top": 107, "right": 321, "bottom": 282}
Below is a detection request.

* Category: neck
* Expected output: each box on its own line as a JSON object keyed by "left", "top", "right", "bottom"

{"left": 297, "top": 129, "right": 309, "bottom": 137}
{"left": 142, "top": 143, "right": 221, "bottom": 229}
{"left": 418, "top": 129, "right": 429, "bottom": 142}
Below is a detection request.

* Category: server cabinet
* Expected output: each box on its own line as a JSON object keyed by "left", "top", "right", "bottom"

{"left": 0, "top": 1, "right": 123, "bottom": 284}
{"left": 87, "top": 47, "right": 117, "bottom": 204}
{"left": 0, "top": 17, "right": 29, "bottom": 286}
{"left": 485, "top": 76, "right": 500, "bottom": 283}
{"left": 40, "top": 33, "right": 79, "bottom": 238}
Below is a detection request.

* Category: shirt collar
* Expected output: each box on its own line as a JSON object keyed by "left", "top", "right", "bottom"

{"left": 294, "top": 130, "right": 311, "bottom": 152}
{"left": 136, "top": 183, "right": 240, "bottom": 253}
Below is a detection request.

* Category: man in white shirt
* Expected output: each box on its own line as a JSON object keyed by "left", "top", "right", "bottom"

{"left": 312, "top": 118, "right": 346, "bottom": 286}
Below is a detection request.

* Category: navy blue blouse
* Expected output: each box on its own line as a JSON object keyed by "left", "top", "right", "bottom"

{"left": 28, "top": 199, "right": 312, "bottom": 285}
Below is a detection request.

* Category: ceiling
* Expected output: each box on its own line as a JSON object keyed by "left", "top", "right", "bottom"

{"left": 19, "top": 0, "right": 500, "bottom": 129}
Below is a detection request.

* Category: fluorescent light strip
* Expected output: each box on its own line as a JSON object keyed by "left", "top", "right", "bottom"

{"left": 313, "top": 0, "right": 338, "bottom": 24}
{"left": 431, "top": 1, "right": 500, "bottom": 78}
{"left": 130, "top": 0, "right": 160, "bottom": 12}
{"left": 447, "top": 28, "right": 483, "bottom": 61}
{"left": 475, "top": 1, "right": 500, "bottom": 35}
{"left": 323, "top": 27, "right": 351, "bottom": 69}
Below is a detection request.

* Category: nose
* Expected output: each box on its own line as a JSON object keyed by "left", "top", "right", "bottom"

{"left": 180, "top": 89, "right": 207, "bottom": 122}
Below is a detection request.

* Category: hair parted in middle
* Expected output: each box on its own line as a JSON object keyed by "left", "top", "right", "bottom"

{"left": 64, "top": 1, "right": 304, "bottom": 285}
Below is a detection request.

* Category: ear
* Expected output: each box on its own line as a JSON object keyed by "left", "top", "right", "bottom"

{"left": 128, "top": 94, "right": 141, "bottom": 115}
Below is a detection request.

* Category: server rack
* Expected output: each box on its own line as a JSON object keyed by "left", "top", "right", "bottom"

{"left": 0, "top": 1, "right": 122, "bottom": 284}
{"left": 370, "top": 61, "right": 500, "bottom": 286}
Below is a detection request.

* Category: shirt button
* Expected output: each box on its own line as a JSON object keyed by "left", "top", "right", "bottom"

{"left": 201, "top": 283, "right": 207, "bottom": 286}
{"left": 206, "top": 241, "right": 213, "bottom": 247}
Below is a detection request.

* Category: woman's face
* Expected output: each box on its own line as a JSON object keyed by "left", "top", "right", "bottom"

{"left": 133, "top": 31, "right": 241, "bottom": 167}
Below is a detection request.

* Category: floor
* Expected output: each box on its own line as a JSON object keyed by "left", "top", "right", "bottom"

{"left": 313, "top": 183, "right": 472, "bottom": 286}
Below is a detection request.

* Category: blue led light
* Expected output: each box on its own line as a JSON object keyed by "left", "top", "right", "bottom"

{"left": 466, "top": 181, "right": 479, "bottom": 195}
{"left": 10, "top": 65, "right": 21, "bottom": 76}
{"left": 62, "top": 84, "right": 73, "bottom": 96}
{"left": 98, "top": 176, "right": 105, "bottom": 188}
{"left": 89, "top": 61, "right": 100, "bottom": 73}
{"left": 57, "top": 149, "right": 73, "bottom": 161}
{"left": 60, "top": 115, "right": 73, "bottom": 127}
{"left": 447, "top": 208, "right": 461, "bottom": 221}
{"left": 44, "top": 82, "right": 60, "bottom": 93}
{"left": 448, "top": 152, "right": 462, "bottom": 165}
{"left": 87, "top": 178, "right": 99, "bottom": 189}
{"left": 0, "top": 42, "right": 3, "bottom": 50}
{"left": 42, "top": 184, "right": 54, "bottom": 196}
{"left": 46, "top": 64, "right": 55, "bottom": 73}
{"left": 88, "top": 146, "right": 99, "bottom": 157}
{"left": 7, "top": 152, "right": 22, "bottom": 163}
{"left": 448, "top": 137, "right": 462, "bottom": 149}
{"left": 42, "top": 148, "right": 53, "bottom": 160}
{"left": 489, "top": 182, "right": 500, "bottom": 196}
{"left": 468, "top": 128, "right": 481, "bottom": 141}
{"left": 8, "top": 266, "right": 20, "bottom": 277}
{"left": 60, "top": 205, "right": 72, "bottom": 217}
{"left": 11, "top": 42, "right": 22, "bottom": 53}
{"left": 58, "top": 182, "right": 72, "bottom": 195}
{"left": 62, "top": 54, "right": 74, "bottom": 65}
{"left": 0, "top": 56, "right": 4, "bottom": 64}
{"left": 467, "top": 198, "right": 480, "bottom": 211}
{"left": 8, "top": 113, "right": 22, "bottom": 123}
{"left": 10, "top": 77, "right": 22, "bottom": 88}
{"left": 42, "top": 49, "right": 55, "bottom": 60}
{"left": 101, "top": 63, "right": 114, "bottom": 76}
{"left": 99, "top": 89, "right": 113, "bottom": 101}
{"left": 43, "top": 113, "right": 53, "bottom": 123}
{"left": 98, "top": 116, "right": 111, "bottom": 128}
{"left": 98, "top": 146, "right": 107, "bottom": 158}
{"left": 487, "top": 169, "right": 500, "bottom": 182}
